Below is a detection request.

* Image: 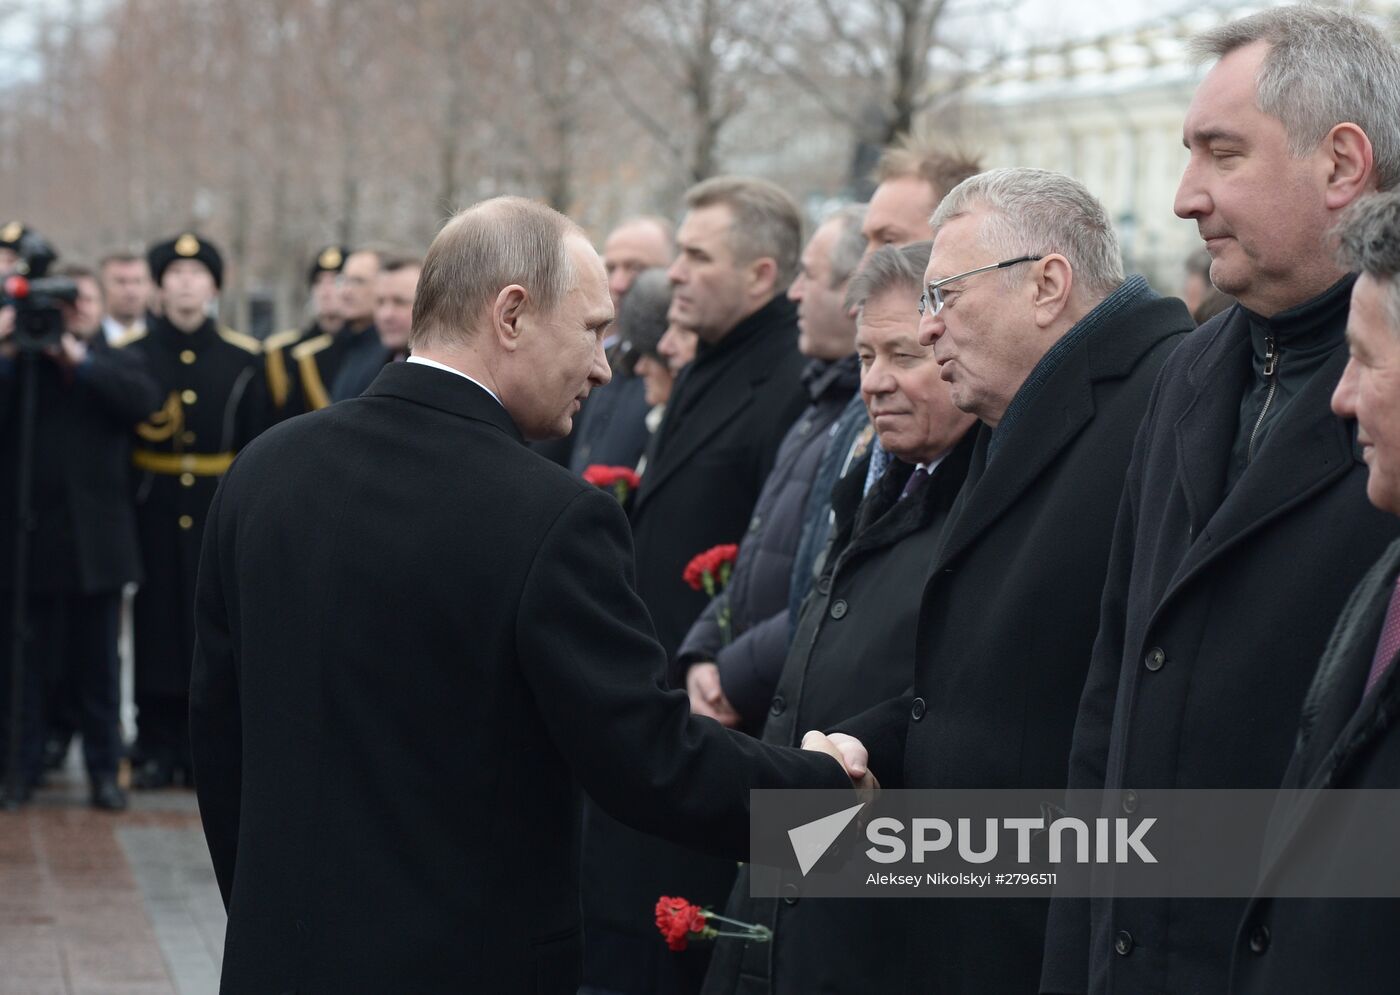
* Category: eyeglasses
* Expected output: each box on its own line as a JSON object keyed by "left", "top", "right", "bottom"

{"left": 917, "top": 255, "right": 1043, "bottom": 317}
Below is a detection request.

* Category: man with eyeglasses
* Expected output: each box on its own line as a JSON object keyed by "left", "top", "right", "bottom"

{"left": 824, "top": 167, "right": 1193, "bottom": 994}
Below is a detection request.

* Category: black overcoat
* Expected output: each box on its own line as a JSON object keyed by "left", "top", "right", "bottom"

{"left": 1041, "top": 302, "right": 1400, "bottom": 995}
{"left": 702, "top": 429, "right": 975, "bottom": 995}
{"left": 841, "top": 290, "right": 1192, "bottom": 995}
{"left": 189, "top": 362, "right": 847, "bottom": 995}
{"left": 0, "top": 340, "right": 159, "bottom": 593}
{"left": 1229, "top": 537, "right": 1400, "bottom": 995}
{"left": 580, "top": 295, "right": 810, "bottom": 993}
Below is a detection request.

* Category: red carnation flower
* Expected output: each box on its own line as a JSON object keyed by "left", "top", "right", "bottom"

{"left": 584, "top": 464, "right": 642, "bottom": 503}
{"left": 653, "top": 894, "right": 772, "bottom": 952}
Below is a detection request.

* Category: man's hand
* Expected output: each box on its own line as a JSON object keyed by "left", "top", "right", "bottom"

{"left": 801, "top": 730, "right": 879, "bottom": 804}
{"left": 686, "top": 662, "right": 741, "bottom": 727}
{"left": 50, "top": 331, "right": 88, "bottom": 369}
{"left": 0, "top": 305, "right": 14, "bottom": 360}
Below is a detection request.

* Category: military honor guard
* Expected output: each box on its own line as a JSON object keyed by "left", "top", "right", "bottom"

{"left": 121, "top": 232, "right": 268, "bottom": 788}
{"left": 263, "top": 244, "right": 351, "bottom": 417}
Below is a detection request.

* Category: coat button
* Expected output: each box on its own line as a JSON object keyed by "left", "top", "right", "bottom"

{"left": 181, "top": 389, "right": 198, "bottom": 404}
{"left": 911, "top": 697, "right": 926, "bottom": 721}
{"left": 1144, "top": 647, "right": 1166, "bottom": 671}
{"left": 770, "top": 695, "right": 786, "bottom": 717}
{"left": 180, "top": 472, "right": 196, "bottom": 487}
{"left": 749, "top": 515, "right": 762, "bottom": 533}
{"left": 1114, "top": 930, "right": 1134, "bottom": 956}
{"left": 1248, "top": 924, "right": 1270, "bottom": 955}
{"left": 1122, "top": 790, "right": 1138, "bottom": 814}
{"left": 181, "top": 431, "right": 197, "bottom": 445}
{"left": 178, "top": 515, "right": 194, "bottom": 530}
{"left": 781, "top": 883, "right": 799, "bottom": 906}
{"left": 829, "top": 599, "right": 848, "bottom": 620}
{"left": 180, "top": 349, "right": 196, "bottom": 365}
{"left": 797, "top": 420, "right": 811, "bottom": 435}
{"left": 816, "top": 575, "right": 832, "bottom": 595}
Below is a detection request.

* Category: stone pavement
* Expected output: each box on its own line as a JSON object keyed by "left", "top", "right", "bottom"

{"left": 0, "top": 759, "right": 224, "bottom": 995}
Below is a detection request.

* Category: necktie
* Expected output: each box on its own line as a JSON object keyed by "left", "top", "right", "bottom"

{"left": 1363, "top": 577, "right": 1400, "bottom": 700}
{"left": 899, "top": 466, "right": 930, "bottom": 502}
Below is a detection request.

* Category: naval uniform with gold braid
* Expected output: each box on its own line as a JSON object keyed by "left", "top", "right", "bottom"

{"left": 262, "top": 321, "right": 355, "bottom": 418}
{"left": 121, "top": 316, "right": 268, "bottom": 785}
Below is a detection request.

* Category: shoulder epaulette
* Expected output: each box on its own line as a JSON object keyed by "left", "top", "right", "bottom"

{"left": 112, "top": 328, "right": 148, "bottom": 349}
{"left": 264, "top": 327, "right": 303, "bottom": 352}
{"left": 218, "top": 326, "right": 263, "bottom": 355}
{"left": 291, "top": 333, "right": 334, "bottom": 361}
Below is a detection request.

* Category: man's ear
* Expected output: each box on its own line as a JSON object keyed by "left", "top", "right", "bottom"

{"left": 747, "top": 257, "right": 778, "bottom": 300}
{"left": 1324, "top": 122, "right": 1376, "bottom": 210}
{"left": 493, "top": 285, "right": 528, "bottom": 352}
{"left": 1032, "top": 254, "right": 1074, "bottom": 329}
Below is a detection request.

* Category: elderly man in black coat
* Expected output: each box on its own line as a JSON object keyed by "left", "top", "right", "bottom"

{"left": 828, "top": 167, "right": 1193, "bottom": 994}
{"left": 1041, "top": 11, "right": 1400, "bottom": 994}
{"left": 1228, "top": 193, "right": 1400, "bottom": 995}
{"left": 702, "top": 241, "right": 979, "bottom": 995}
{"left": 189, "top": 197, "right": 866, "bottom": 995}
{"left": 580, "top": 177, "right": 814, "bottom": 995}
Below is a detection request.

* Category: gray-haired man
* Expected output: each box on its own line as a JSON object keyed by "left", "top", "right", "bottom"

{"left": 828, "top": 167, "right": 1193, "bottom": 994}
{"left": 1042, "top": 7, "right": 1400, "bottom": 993}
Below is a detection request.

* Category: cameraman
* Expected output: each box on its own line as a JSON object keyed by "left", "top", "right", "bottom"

{"left": 0, "top": 263, "right": 160, "bottom": 809}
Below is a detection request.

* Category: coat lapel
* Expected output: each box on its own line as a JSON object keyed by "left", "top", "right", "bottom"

{"left": 1160, "top": 346, "right": 1355, "bottom": 605}
{"left": 1252, "top": 541, "right": 1400, "bottom": 891}
{"left": 934, "top": 345, "right": 1097, "bottom": 570}
{"left": 632, "top": 374, "right": 755, "bottom": 512}
{"left": 1170, "top": 315, "right": 1251, "bottom": 536}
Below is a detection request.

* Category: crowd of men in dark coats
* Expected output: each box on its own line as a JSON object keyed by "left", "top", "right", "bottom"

{"left": 7, "top": 3, "right": 1400, "bottom": 992}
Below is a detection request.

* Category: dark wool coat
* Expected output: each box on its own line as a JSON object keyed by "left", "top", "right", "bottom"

{"left": 702, "top": 428, "right": 976, "bottom": 995}
{"left": 1229, "top": 537, "right": 1400, "bottom": 995}
{"left": 580, "top": 295, "right": 811, "bottom": 995}
{"left": 841, "top": 290, "right": 1193, "bottom": 995}
{"left": 1041, "top": 300, "right": 1400, "bottom": 995}
{"left": 676, "top": 355, "right": 861, "bottom": 730}
{"left": 190, "top": 362, "right": 847, "bottom": 995}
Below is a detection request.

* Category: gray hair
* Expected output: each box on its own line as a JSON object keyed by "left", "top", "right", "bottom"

{"left": 616, "top": 267, "right": 672, "bottom": 360}
{"left": 684, "top": 176, "right": 804, "bottom": 287}
{"left": 411, "top": 196, "right": 580, "bottom": 350}
{"left": 1192, "top": 7, "right": 1400, "bottom": 192}
{"left": 826, "top": 203, "right": 868, "bottom": 288}
{"left": 1336, "top": 192, "right": 1400, "bottom": 330}
{"left": 931, "top": 167, "right": 1124, "bottom": 299}
{"left": 845, "top": 241, "right": 932, "bottom": 314}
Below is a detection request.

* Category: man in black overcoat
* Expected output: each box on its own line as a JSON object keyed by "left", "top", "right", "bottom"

{"left": 1228, "top": 192, "right": 1400, "bottom": 995}
{"left": 702, "top": 242, "right": 979, "bottom": 995}
{"left": 0, "top": 264, "right": 159, "bottom": 808}
{"left": 831, "top": 167, "right": 1193, "bottom": 994}
{"left": 581, "top": 177, "right": 813, "bottom": 994}
{"left": 1041, "top": 10, "right": 1400, "bottom": 993}
{"left": 189, "top": 196, "right": 864, "bottom": 995}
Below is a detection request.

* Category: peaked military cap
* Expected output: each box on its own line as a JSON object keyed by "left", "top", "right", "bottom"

{"left": 149, "top": 232, "right": 224, "bottom": 288}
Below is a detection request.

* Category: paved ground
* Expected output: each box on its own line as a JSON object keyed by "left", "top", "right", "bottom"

{"left": 0, "top": 757, "right": 225, "bottom": 995}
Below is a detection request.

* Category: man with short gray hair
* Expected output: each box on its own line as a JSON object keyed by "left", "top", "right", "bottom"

{"left": 702, "top": 241, "right": 978, "bottom": 995}
{"left": 1230, "top": 188, "right": 1400, "bottom": 995}
{"left": 829, "top": 167, "right": 1193, "bottom": 994}
{"left": 1043, "top": 8, "right": 1400, "bottom": 993}
{"left": 582, "top": 176, "right": 813, "bottom": 994}
{"left": 188, "top": 195, "right": 864, "bottom": 994}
